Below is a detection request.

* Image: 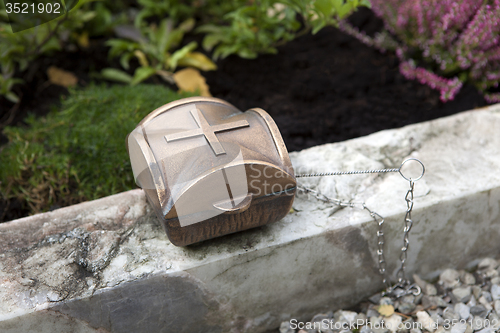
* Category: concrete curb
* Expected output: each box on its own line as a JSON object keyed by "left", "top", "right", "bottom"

{"left": 1, "top": 104, "right": 500, "bottom": 332}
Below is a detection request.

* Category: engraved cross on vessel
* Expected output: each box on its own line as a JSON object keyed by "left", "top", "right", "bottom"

{"left": 164, "top": 108, "right": 249, "bottom": 156}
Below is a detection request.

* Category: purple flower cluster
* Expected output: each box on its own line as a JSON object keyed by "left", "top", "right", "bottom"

{"left": 400, "top": 60, "right": 463, "bottom": 102}
{"left": 341, "top": 0, "right": 500, "bottom": 102}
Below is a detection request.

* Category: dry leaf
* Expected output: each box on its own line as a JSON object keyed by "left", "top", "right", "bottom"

{"left": 177, "top": 52, "right": 217, "bottom": 71}
{"left": 378, "top": 304, "right": 395, "bottom": 317}
{"left": 173, "top": 68, "right": 211, "bottom": 97}
{"left": 77, "top": 31, "right": 89, "bottom": 48}
{"left": 47, "top": 66, "right": 78, "bottom": 87}
{"left": 134, "top": 50, "right": 149, "bottom": 68}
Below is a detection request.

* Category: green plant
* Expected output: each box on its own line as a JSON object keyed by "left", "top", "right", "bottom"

{"left": 133, "top": 0, "right": 196, "bottom": 28}
{"left": 0, "top": 0, "right": 126, "bottom": 103}
{"left": 102, "top": 17, "right": 216, "bottom": 85}
{"left": 0, "top": 84, "right": 192, "bottom": 215}
{"left": 197, "top": 0, "right": 371, "bottom": 59}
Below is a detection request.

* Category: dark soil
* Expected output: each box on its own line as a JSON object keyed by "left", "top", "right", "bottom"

{"left": 0, "top": 8, "right": 488, "bottom": 221}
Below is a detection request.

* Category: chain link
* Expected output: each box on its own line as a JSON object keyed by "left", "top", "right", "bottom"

{"left": 296, "top": 184, "right": 392, "bottom": 289}
{"left": 296, "top": 174, "right": 421, "bottom": 298}
{"left": 296, "top": 168, "right": 400, "bottom": 178}
{"left": 395, "top": 180, "right": 415, "bottom": 285}
{"left": 362, "top": 204, "right": 391, "bottom": 289}
{"left": 295, "top": 158, "right": 425, "bottom": 298}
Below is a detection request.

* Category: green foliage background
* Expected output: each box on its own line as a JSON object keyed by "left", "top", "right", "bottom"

{"left": 0, "top": 84, "right": 191, "bottom": 213}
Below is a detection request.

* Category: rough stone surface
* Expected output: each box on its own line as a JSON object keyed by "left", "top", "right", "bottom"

{"left": 2, "top": 105, "right": 500, "bottom": 332}
{"left": 491, "top": 285, "right": 500, "bottom": 300}
{"left": 461, "top": 272, "right": 476, "bottom": 285}
{"left": 478, "top": 258, "right": 499, "bottom": 271}
{"left": 470, "top": 305, "right": 487, "bottom": 318}
{"left": 455, "top": 303, "right": 471, "bottom": 320}
{"left": 384, "top": 314, "right": 402, "bottom": 333}
{"left": 440, "top": 269, "right": 461, "bottom": 289}
{"left": 416, "top": 311, "right": 436, "bottom": 333}
{"left": 452, "top": 287, "right": 472, "bottom": 303}
{"left": 292, "top": 260, "right": 500, "bottom": 333}
{"left": 495, "top": 300, "right": 500, "bottom": 314}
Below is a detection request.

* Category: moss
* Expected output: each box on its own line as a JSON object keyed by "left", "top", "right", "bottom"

{"left": 0, "top": 84, "right": 193, "bottom": 214}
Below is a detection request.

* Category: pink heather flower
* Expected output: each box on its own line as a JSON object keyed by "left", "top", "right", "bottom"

{"left": 484, "top": 92, "right": 500, "bottom": 103}
{"left": 343, "top": 0, "right": 500, "bottom": 103}
{"left": 400, "top": 61, "right": 463, "bottom": 102}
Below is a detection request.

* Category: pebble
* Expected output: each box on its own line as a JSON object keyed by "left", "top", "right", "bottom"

{"left": 356, "top": 312, "right": 367, "bottom": 322}
{"left": 400, "top": 295, "right": 415, "bottom": 304}
{"left": 422, "top": 295, "right": 448, "bottom": 308}
{"left": 488, "top": 313, "right": 500, "bottom": 329}
{"left": 494, "top": 300, "right": 500, "bottom": 314}
{"left": 461, "top": 272, "right": 476, "bottom": 285}
{"left": 472, "top": 285, "right": 482, "bottom": 299}
{"left": 491, "top": 276, "right": 500, "bottom": 285}
{"left": 384, "top": 314, "right": 402, "bottom": 333}
{"left": 454, "top": 303, "right": 470, "bottom": 320}
{"left": 452, "top": 287, "right": 472, "bottom": 303}
{"left": 491, "top": 284, "right": 500, "bottom": 300}
{"left": 485, "top": 269, "right": 499, "bottom": 278}
{"left": 478, "top": 258, "right": 498, "bottom": 271}
{"left": 372, "top": 316, "right": 389, "bottom": 333}
{"left": 398, "top": 302, "right": 416, "bottom": 315}
{"left": 337, "top": 310, "right": 357, "bottom": 325}
{"left": 424, "top": 284, "right": 437, "bottom": 296}
{"left": 466, "top": 295, "right": 477, "bottom": 307}
{"left": 413, "top": 275, "right": 427, "bottom": 290}
{"left": 475, "top": 317, "right": 491, "bottom": 330}
{"left": 470, "top": 305, "right": 487, "bottom": 318}
{"left": 475, "top": 328, "right": 495, "bottom": 333}
{"left": 279, "top": 257, "right": 500, "bottom": 333}
{"left": 414, "top": 293, "right": 423, "bottom": 305}
{"left": 442, "top": 307, "right": 460, "bottom": 321}
{"left": 440, "top": 269, "right": 461, "bottom": 289}
{"left": 380, "top": 297, "right": 394, "bottom": 306}
{"left": 416, "top": 311, "right": 436, "bottom": 333}
{"left": 279, "top": 321, "right": 294, "bottom": 333}
{"left": 430, "top": 313, "right": 444, "bottom": 326}
{"left": 481, "top": 291, "right": 493, "bottom": 303}
{"left": 361, "top": 326, "right": 374, "bottom": 333}
{"left": 370, "top": 293, "right": 382, "bottom": 304}
{"left": 478, "top": 296, "right": 493, "bottom": 311}
{"left": 450, "top": 322, "right": 467, "bottom": 333}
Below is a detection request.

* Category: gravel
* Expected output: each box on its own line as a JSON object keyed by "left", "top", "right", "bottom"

{"left": 279, "top": 257, "right": 500, "bottom": 333}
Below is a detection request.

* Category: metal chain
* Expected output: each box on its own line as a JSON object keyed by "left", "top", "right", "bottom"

{"left": 382, "top": 180, "right": 421, "bottom": 298}
{"left": 395, "top": 180, "right": 414, "bottom": 285}
{"left": 295, "top": 158, "right": 425, "bottom": 298}
{"left": 296, "top": 184, "right": 391, "bottom": 289}
{"left": 362, "top": 204, "right": 391, "bottom": 289}
{"left": 296, "top": 168, "right": 399, "bottom": 178}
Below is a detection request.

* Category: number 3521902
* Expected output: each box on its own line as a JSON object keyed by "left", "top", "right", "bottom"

{"left": 5, "top": 2, "right": 62, "bottom": 14}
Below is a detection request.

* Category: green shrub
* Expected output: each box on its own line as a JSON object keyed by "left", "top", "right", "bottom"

{"left": 0, "top": 0, "right": 127, "bottom": 103}
{"left": 103, "top": 17, "right": 217, "bottom": 85}
{"left": 0, "top": 84, "right": 192, "bottom": 214}
{"left": 197, "top": 0, "right": 371, "bottom": 59}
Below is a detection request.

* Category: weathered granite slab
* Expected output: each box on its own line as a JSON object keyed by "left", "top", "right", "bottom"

{"left": 1, "top": 104, "right": 500, "bottom": 332}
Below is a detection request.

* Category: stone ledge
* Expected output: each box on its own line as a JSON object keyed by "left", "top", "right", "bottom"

{"left": 1, "top": 104, "right": 500, "bottom": 332}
